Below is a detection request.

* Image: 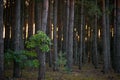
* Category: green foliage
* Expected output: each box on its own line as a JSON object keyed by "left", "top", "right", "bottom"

{"left": 57, "top": 51, "right": 67, "bottom": 71}
{"left": 26, "top": 31, "right": 51, "bottom": 53}
{"left": 84, "top": 1, "right": 102, "bottom": 18}
{"left": 5, "top": 50, "right": 39, "bottom": 68}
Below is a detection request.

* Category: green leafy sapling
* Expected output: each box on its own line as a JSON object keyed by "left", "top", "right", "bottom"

{"left": 26, "top": 31, "right": 51, "bottom": 53}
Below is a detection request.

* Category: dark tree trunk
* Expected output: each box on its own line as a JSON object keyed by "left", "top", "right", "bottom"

{"left": 53, "top": 0, "right": 58, "bottom": 71}
{"left": 102, "top": 0, "right": 110, "bottom": 73}
{"left": 113, "top": 0, "right": 120, "bottom": 73}
{"left": 48, "top": 0, "right": 53, "bottom": 68}
{"left": 67, "top": 0, "right": 74, "bottom": 71}
{"left": 28, "top": 0, "right": 34, "bottom": 38}
{"left": 4, "top": 0, "right": 11, "bottom": 50}
{"left": 35, "top": 0, "right": 42, "bottom": 33}
{"left": 13, "top": 0, "right": 23, "bottom": 77}
{"left": 0, "top": 0, "right": 4, "bottom": 79}
{"left": 106, "top": 0, "right": 111, "bottom": 70}
{"left": 66, "top": 0, "right": 69, "bottom": 63}
{"left": 92, "top": 0, "right": 98, "bottom": 68}
{"left": 37, "top": 0, "right": 49, "bottom": 80}
{"left": 79, "top": 0, "right": 84, "bottom": 70}
{"left": 112, "top": 0, "right": 116, "bottom": 71}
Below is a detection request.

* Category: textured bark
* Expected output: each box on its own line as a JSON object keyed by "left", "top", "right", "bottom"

{"left": 102, "top": 0, "right": 110, "bottom": 73}
{"left": 37, "top": 0, "right": 49, "bottom": 80}
{"left": 0, "top": 0, "right": 4, "bottom": 79}
{"left": 79, "top": 0, "right": 84, "bottom": 70}
{"left": 113, "top": 0, "right": 120, "bottom": 73}
{"left": 35, "top": 0, "right": 42, "bottom": 33}
{"left": 13, "top": 0, "right": 23, "bottom": 77}
{"left": 67, "top": 0, "right": 74, "bottom": 71}
{"left": 53, "top": 0, "right": 58, "bottom": 71}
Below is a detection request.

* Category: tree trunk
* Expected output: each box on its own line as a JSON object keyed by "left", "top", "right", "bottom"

{"left": 92, "top": 0, "right": 98, "bottom": 68}
{"left": 28, "top": 0, "right": 34, "bottom": 38}
{"left": 48, "top": 0, "right": 53, "bottom": 68}
{"left": 0, "top": 0, "right": 4, "bottom": 79}
{"left": 53, "top": 0, "right": 58, "bottom": 71}
{"left": 67, "top": 0, "right": 74, "bottom": 71}
{"left": 35, "top": 0, "right": 42, "bottom": 33}
{"left": 79, "top": 0, "right": 84, "bottom": 70}
{"left": 102, "top": 0, "right": 110, "bottom": 73}
{"left": 113, "top": 0, "right": 120, "bottom": 73}
{"left": 13, "top": 0, "right": 23, "bottom": 77}
{"left": 37, "top": 0, "right": 49, "bottom": 80}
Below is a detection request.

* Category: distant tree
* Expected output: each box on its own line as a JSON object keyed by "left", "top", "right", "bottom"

{"left": 0, "top": 0, "right": 4, "bottom": 79}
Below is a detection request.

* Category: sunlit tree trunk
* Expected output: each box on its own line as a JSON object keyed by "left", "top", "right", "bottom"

{"left": 0, "top": 0, "right": 4, "bottom": 79}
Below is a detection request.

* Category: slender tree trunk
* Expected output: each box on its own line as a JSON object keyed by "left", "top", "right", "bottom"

{"left": 0, "top": 0, "right": 4, "bottom": 79}
{"left": 114, "top": 0, "right": 120, "bottom": 73}
{"left": 67, "top": 0, "right": 74, "bottom": 71}
{"left": 35, "top": 0, "right": 42, "bottom": 33}
{"left": 48, "top": 0, "right": 53, "bottom": 68}
{"left": 79, "top": 0, "right": 84, "bottom": 70}
{"left": 66, "top": 0, "right": 69, "bottom": 65}
{"left": 13, "top": 0, "right": 22, "bottom": 77}
{"left": 53, "top": 0, "right": 58, "bottom": 71}
{"left": 92, "top": 0, "right": 98, "bottom": 68}
{"left": 112, "top": 0, "right": 116, "bottom": 71}
{"left": 28, "top": 0, "right": 34, "bottom": 38}
{"left": 102, "top": 0, "right": 110, "bottom": 73}
{"left": 4, "top": 0, "right": 11, "bottom": 50}
{"left": 37, "top": 0, "right": 49, "bottom": 80}
{"left": 106, "top": 0, "right": 111, "bottom": 70}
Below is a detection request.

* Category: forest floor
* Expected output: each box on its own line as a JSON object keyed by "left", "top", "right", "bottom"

{"left": 5, "top": 63, "right": 120, "bottom": 80}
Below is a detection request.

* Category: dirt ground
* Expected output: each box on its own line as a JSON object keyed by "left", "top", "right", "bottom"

{"left": 5, "top": 64, "right": 120, "bottom": 80}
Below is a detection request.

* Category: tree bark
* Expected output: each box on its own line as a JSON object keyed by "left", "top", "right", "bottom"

{"left": 13, "top": 0, "right": 23, "bottom": 77}
{"left": 0, "top": 0, "right": 4, "bottom": 79}
{"left": 53, "top": 0, "right": 58, "bottom": 71}
{"left": 102, "top": 0, "right": 110, "bottom": 73}
{"left": 67, "top": 0, "right": 74, "bottom": 71}
{"left": 37, "top": 0, "right": 49, "bottom": 80}
{"left": 79, "top": 0, "right": 84, "bottom": 70}
{"left": 92, "top": 0, "right": 98, "bottom": 68}
{"left": 113, "top": 0, "right": 120, "bottom": 73}
{"left": 28, "top": 0, "right": 34, "bottom": 38}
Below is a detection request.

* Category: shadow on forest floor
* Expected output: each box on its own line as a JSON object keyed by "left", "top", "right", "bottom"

{"left": 5, "top": 63, "right": 120, "bottom": 80}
